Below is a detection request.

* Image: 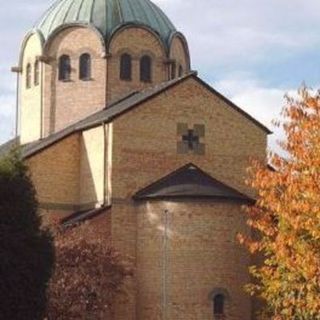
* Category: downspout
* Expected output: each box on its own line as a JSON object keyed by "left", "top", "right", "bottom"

{"left": 103, "top": 122, "right": 107, "bottom": 206}
{"left": 162, "top": 209, "right": 169, "bottom": 320}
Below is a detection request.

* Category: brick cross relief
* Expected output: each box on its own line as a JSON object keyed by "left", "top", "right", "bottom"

{"left": 177, "top": 123, "right": 205, "bottom": 155}
{"left": 182, "top": 129, "right": 199, "bottom": 150}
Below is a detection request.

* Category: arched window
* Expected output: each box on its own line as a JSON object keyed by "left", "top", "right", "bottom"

{"left": 59, "top": 55, "right": 71, "bottom": 81}
{"left": 213, "top": 294, "right": 225, "bottom": 318}
{"left": 171, "top": 62, "right": 176, "bottom": 79}
{"left": 178, "top": 65, "right": 183, "bottom": 77}
{"left": 79, "top": 53, "right": 91, "bottom": 80}
{"left": 120, "top": 53, "right": 132, "bottom": 80}
{"left": 140, "top": 55, "right": 152, "bottom": 82}
{"left": 34, "top": 60, "right": 40, "bottom": 86}
{"left": 26, "top": 63, "right": 31, "bottom": 89}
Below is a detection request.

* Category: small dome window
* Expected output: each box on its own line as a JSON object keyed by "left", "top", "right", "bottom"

{"left": 171, "top": 62, "right": 176, "bottom": 80}
{"left": 26, "top": 63, "right": 31, "bottom": 89}
{"left": 34, "top": 60, "right": 40, "bottom": 86}
{"left": 179, "top": 65, "right": 183, "bottom": 77}
{"left": 79, "top": 53, "right": 91, "bottom": 80}
{"left": 140, "top": 55, "right": 152, "bottom": 82}
{"left": 213, "top": 294, "right": 225, "bottom": 318}
{"left": 59, "top": 55, "right": 71, "bottom": 81}
{"left": 120, "top": 53, "right": 132, "bottom": 81}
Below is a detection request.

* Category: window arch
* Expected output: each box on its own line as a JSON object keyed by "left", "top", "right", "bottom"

{"left": 171, "top": 62, "right": 176, "bottom": 80}
{"left": 34, "top": 60, "right": 40, "bottom": 86}
{"left": 213, "top": 294, "right": 225, "bottom": 318}
{"left": 59, "top": 55, "right": 71, "bottom": 81}
{"left": 179, "top": 65, "right": 183, "bottom": 77}
{"left": 26, "top": 63, "right": 31, "bottom": 89}
{"left": 79, "top": 53, "right": 91, "bottom": 80}
{"left": 120, "top": 53, "right": 132, "bottom": 80}
{"left": 140, "top": 55, "right": 152, "bottom": 82}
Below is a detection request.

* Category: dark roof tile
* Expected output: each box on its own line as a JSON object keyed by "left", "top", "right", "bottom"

{"left": 0, "top": 72, "right": 270, "bottom": 159}
{"left": 61, "top": 205, "right": 111, "bottom": 227}
{"left": 133, "top": 163, "right": 254, "bottom": 202}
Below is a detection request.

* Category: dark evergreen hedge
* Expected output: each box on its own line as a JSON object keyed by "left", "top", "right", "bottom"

{"left": 0, "top": 149, "right": 54, "bottom": 320}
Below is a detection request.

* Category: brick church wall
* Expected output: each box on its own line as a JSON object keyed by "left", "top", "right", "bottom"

{"left": 20, "top": 32, "right": 43, "bottom": 144}
{"left": 107, "top": 27, "right": 169, "bottom": 103}
{"left": 110, "top": 76, "right": 267, "bottom": 320}
{"left": 111, "top": 77, "right": 266, "bottom": 201}
{"left": 19, "top": 26, "right": 191, "bottom": 144}
{"left": 43, "top": 27, "right": 107, "bottom": 136}
{"left": 27, "top": 133, "right": 81, "bottom": 217}
{"left": 135, "top": 200, "right": 252, "bottom": 320}
{"left": 169, "top": 35, "right": 189, "bottom": 77}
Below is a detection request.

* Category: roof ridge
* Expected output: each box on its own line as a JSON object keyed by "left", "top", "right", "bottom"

{"left": 19, "top": 72, "right": 269, "bottom": 160}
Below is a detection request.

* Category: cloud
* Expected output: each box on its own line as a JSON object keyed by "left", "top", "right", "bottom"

{"left": 0, "top": 93, "right": 16, "bottom": 144}
{"left": 213, "top": 75, "right": 314, "bottom": 154}
{"left": 1, "top": 0, "right": 320, "bottom": 147}
{"left": 154, "top": 0, "right": 320, "bottom": 87}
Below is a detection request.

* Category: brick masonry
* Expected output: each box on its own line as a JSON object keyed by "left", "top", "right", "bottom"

{"left": 18, "top": 22, "right": 267, "bottom": 320}
{"left": 19, "top": 25, "right": 191, "bottom": 143}
{"left": 109, "top": 77, "right": 267, "bottom": 320}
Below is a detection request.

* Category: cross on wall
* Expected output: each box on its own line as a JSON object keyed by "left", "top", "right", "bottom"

{"left": 182, "top": 129, "right": 200, "bottom": 150}
{"left": 177, "top": 123, "right": 205, "bottom": 155}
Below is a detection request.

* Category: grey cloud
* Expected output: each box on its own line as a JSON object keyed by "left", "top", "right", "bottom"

{"left": 1, "top": 0, "right": 319, "bottom": 145}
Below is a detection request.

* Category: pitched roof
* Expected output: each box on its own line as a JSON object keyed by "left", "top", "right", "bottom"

{"left": 61, "top": 205, "right": 111, "bottom": 227}
{"left": 20, "top": 73, "right": 195, "bottom": 158}
{"left": 133, "top": 163, "right": 254, "bottom": 202}
{"left": 1, "top": 72, "right": 270, "bottom": 159}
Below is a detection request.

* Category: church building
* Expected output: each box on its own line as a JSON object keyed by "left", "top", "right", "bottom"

{"left": 1, "top": 0, "right": 270, "bottom": 318}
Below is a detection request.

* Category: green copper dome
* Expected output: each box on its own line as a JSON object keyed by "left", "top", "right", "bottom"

{"left": 35, "top": 0, "right": 176, "bottom": 45}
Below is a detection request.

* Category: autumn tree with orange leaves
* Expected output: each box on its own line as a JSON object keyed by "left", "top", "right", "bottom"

{"left": 240, "top": 88, "right": 320, "bottom": 319}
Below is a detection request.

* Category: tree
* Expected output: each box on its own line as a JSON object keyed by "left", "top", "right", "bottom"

{"left": 240, "top": 88, "right": 320, "bottom": 320}
{"left": 46, "top": 224, "right": 132, "bottom": 319}
{"left": 0, "top": 149, "right": 54, "bottom": 320}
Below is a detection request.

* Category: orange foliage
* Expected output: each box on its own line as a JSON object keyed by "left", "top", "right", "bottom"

{"left": 241, "top": 88, "right": 320, "bottom": 319}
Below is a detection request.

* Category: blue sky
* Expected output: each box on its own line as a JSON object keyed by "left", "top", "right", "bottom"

{"left": 1, "top": 0, "right": 320, "bottom": 149}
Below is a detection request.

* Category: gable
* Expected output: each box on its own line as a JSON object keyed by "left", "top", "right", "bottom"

{"left": 133, "top": 163, "right": 253, "bottom": 202}
{"left": 112, "top": 74, "right": 271, "bottom": 134}
{"left": 10, "top": 72, "right": 270, "bottom": 160}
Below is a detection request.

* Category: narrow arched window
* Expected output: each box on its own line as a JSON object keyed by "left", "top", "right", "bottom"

{"left": 59, "top": 55, "right": 71, "bottom": 81}
{"left": 179, "top": 65, "right": 183, "bottom": 77}
{"left": 34, "top": 60, "right": 40, "bottom": 86}
{"left": 171, "top": 62, "right": 176, "bottom": 80}
{"left": 79, "top": 53, "right": 91, "bottom": 80}
{"left": 213, "top": 294, "right": 225, "bottom": 318}
{"left": 120, "top": 53, "right": 132, "bottom": 80}
{"left": 26, "top": 63, "right": 31, "bottom": 89}
{"left": 140, "top": 55, "right": 152, "bottom": 82}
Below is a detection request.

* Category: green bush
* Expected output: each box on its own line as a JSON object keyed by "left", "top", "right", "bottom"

{"left": 0, "top": 149, "right": 54, "bottom": 320}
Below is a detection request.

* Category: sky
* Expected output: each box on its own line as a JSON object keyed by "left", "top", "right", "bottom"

{"left": 1, "top": 0, "right": 320, "bottom": 150}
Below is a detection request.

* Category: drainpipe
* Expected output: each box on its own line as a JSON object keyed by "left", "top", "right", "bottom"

{"left": 103, "top": 122, "right": 108, "bottom": 206}
{"left": 162, "top": 209, "right": 169, "bottom": 320}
